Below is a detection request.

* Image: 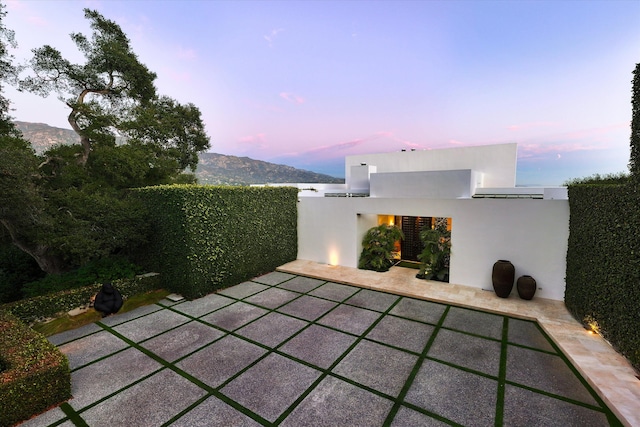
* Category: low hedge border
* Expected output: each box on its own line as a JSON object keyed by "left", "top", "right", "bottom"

{"left": 0, "top": 310, "right": 71, "bottom": 427}
{"left": 1, "top": 273, "right": 160, "bottom": 325}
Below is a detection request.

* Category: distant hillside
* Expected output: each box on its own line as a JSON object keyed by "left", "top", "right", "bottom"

{"left": 197, "top": 153, "right": 343, "bottom": 185}
{"left": 13, "top": 121, "right": 344, "bottom": 185}
{"left": 14, "top": 121, "right": 78, "bottom": 154}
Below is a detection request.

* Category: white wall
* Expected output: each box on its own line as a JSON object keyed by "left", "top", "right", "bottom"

{"left": 297, "top": 196, "right": 569, "bottom": 300}
{"left": 349, "top": 165, "right": 376, "bottom": 192}
{"left": 370, "top": 169, "right": 476, "bottom": 199}
{"left": 344, "top": 143, "right": 517, "bottom": 188}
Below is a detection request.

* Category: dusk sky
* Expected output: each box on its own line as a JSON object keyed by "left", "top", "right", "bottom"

{"left": 4, "top": 0, "right": 639, "bottom": 185}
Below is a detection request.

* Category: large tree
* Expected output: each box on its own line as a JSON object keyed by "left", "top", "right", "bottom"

{"left": 0, "top": 8, "right": 210, "bottom": 274}
{"left": 0, "top": 4, "right": 60, "bottom": 272}
{"left": 20, "top": 9, "right": 209, "bottom": 169}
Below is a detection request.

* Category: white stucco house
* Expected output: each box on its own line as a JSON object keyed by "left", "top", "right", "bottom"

{"left": 269, "top": 143, "right": 570, "bottom": 301}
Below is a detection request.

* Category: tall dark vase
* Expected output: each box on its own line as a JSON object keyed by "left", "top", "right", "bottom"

{"left": 492, "top": 260, "right": 515, "bottom": 298}
{"left": 517, "top": 275, "right": 537, "bottom": 300}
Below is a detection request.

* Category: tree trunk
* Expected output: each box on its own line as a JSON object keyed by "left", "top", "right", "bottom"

{"left": 68, "top": 111, "right": 91, "bottom": 166}
{"left": 0, "top": 219, "right": 66, "bottom": 275}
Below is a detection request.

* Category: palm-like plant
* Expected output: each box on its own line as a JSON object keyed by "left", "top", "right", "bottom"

{"left": 358, "top": 224, "right": 404, "bottom": 272}
{"left": 416, "top": 223, "right": 451, "bottom": 282}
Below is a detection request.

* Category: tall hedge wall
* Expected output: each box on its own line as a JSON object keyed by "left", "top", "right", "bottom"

{"left": 134, "top": 185, "right": 298, "bottom": 299}
{"left": 565, "top": 184, "right": 640, "bottom": 370}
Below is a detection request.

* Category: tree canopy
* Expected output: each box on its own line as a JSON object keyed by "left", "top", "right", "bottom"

{"left": 20, "top": 8, "right": 209, "bottom": 169}
{"left": 1, "top": 8, "right": 211, "bottom": 275}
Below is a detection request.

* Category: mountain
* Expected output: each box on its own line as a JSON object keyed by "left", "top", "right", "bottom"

{"left": 13, "top": 121, "right": 344, "bottom": 185}
{"left": 196, "top": 153, "right": 343, "bottom": 185}
{"left": 14, "top": 121, "right": 78, "bottom": 154}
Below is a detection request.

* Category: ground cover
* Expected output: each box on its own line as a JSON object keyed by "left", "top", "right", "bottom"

{"left": 32, "top": 289, "right": 170, "bottom": 337}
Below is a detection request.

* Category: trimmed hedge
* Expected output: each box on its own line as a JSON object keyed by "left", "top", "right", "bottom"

{"left": 2, "top": 273, "right": 160, "bottom": 325}
{"left": 134, "top": 185, "right": 298, "bottom": 299}
{"left": 565, "top": 184, "right": 640, "bottom": 370}
{"left": 0, "top": 310, "right": 71, "bottom": 427}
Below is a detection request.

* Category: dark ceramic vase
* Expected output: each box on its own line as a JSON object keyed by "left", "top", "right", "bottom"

{"left": 517, "top": 275, "right": 537, "bottom": 300}
{"left": 492, "top": 260, "right": 515, "bottom": 298}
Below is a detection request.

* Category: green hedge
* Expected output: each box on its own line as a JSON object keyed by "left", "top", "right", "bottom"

{"left": 565, "top": 184, "right": 640, "bottom": 370}
{"left": 0, "top": 310, "right": 71, "bottom": 427}
{"left": 134, "top": 185, "right": 298, "bottom": 299}
{"left": 2, "top": 273, "right": 160, "bottom": 325}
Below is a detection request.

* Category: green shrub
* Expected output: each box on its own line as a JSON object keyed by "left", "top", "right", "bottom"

{"left": 0, "top": 310, "right": 71, "bottom": 427}
{"left": 358, "top": 224, "right": 404, "bottom": 272}
{"left": 417, "top": 221, "right": 451, "bottom": 282}
{"left": 134, "top": 185, "right": 298, "bottom": 299}
{"left": 564, "top": 172, "right": 630, "bottom": 186}
{"left": 3, "top": 273, "right": 160, "bottom": 325}
{"left": 565, "top": 183, "right": 640, "bottom": 370}
{"left": 21, "top": 256, "right": 143, "bottom": 298}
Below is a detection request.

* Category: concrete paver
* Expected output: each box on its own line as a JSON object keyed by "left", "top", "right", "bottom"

{"left": 25, "top": 269, "right": 623, "bottom": 427}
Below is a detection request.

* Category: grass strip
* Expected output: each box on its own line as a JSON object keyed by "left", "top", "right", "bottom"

{"left": 494, "top": 316, "right": 509, "bottom": 426}
{"left": 59, "top": 402, "right": 89, "bottom": 427}
{"left": 382, "top": 305, "right": 452, "bottom": 426}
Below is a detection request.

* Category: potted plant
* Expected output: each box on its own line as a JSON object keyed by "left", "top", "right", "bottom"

{"left": 358, "top": 224, "right": 404, "bottom": 272}
{"left": 416, "top": 222, "right": 451, "bottom": 282}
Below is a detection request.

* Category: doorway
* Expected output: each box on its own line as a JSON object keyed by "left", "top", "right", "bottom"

{"left": 400, "top": 216, "right": 432, "bottom": 262}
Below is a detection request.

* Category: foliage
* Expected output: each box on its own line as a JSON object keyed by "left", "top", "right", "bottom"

{"left": 0, "top": 140, "right": 152, "bottom": 273}
{"left": 0, "top": 3, "right": 20, "bottom": 137}
{"left": 2, "top": 273, "right": 160, "bottom": 325}
{"left": 0, "top": 310, "right": 71, "bottom": 427}
{"left": 19, "top": 8, "right": 156, "bottom": 165}
{"left": 630, "top": 63, "right": 640, "bottom": 183}
{"left": 134, "top": 185, "right": 298, "bottom": 299}
{"left": 21, "top": 256, "right": 143, "bottom": 298}
{"left": 0, "top": 8, "right": 210, "bottom": 275}
{"left": 31, "top": 288, "right": 170, "bottom": 337}
{"left": 0, "top": 240, "right": 44, "bottom": 304}
{"left": 416, "top": 221, "right": 451, "bottom": 282}
{"left": 19, "top": 8, "right": 209, "bottom": 170}
{"left": 565, "top": 183, "right": 640, "bottom": 371}
{"left": 358, "top": 224, "right": 404, "bottom": 272}
{"left": 563, "top": 172, "right": 630, "bottom": 186}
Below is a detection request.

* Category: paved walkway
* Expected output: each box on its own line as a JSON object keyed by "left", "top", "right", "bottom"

{"left": 278, "top": 260, "right": 640, "bottom": 427}
{"left": 23, "top": 271, "right": 621, "bottom": 426}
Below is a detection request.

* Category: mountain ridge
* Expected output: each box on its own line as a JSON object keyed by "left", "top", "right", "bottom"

{"left": 13, "top": 121, "right": 344, "bottom": 185}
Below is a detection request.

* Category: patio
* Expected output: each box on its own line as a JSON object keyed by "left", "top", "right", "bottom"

{"left": 19, "top": 264, "right": 636, "bottom": 426}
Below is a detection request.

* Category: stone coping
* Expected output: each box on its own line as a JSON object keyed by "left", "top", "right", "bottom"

{"left": 277, "top": 259, "right": 640, "bottom": 427}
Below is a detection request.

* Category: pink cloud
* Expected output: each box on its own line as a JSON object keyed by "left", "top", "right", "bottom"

{"left": 279, "top": 92, "right": 305, "bottom": 105}
{"left": 447, "top": 139, "right": 466, "bottom": 146}
{"left": 281, "top": 131, "right": 418, "bottom": 160}
{"left": 517, "top": 123, "right": 629, "bottom": 160}
{"left": 561, "top": 123, "right": 628, "bottom": 140}
{"left": 238, "top": 133, "right": 267, "bottom": 148}
{"left": 264, "top": 28, "right": 284, "bottom": 47}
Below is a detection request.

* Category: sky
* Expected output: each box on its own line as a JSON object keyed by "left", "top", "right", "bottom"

{"left": 3, "top": 0, "right": 639, "bottom": 185}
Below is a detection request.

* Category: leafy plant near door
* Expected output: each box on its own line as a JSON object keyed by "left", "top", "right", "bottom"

{"left": 416, "top": 221, "right": 451, "bottom": 282}
{"left": 358, "top": 224, "right": 404, "bottom": 272}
